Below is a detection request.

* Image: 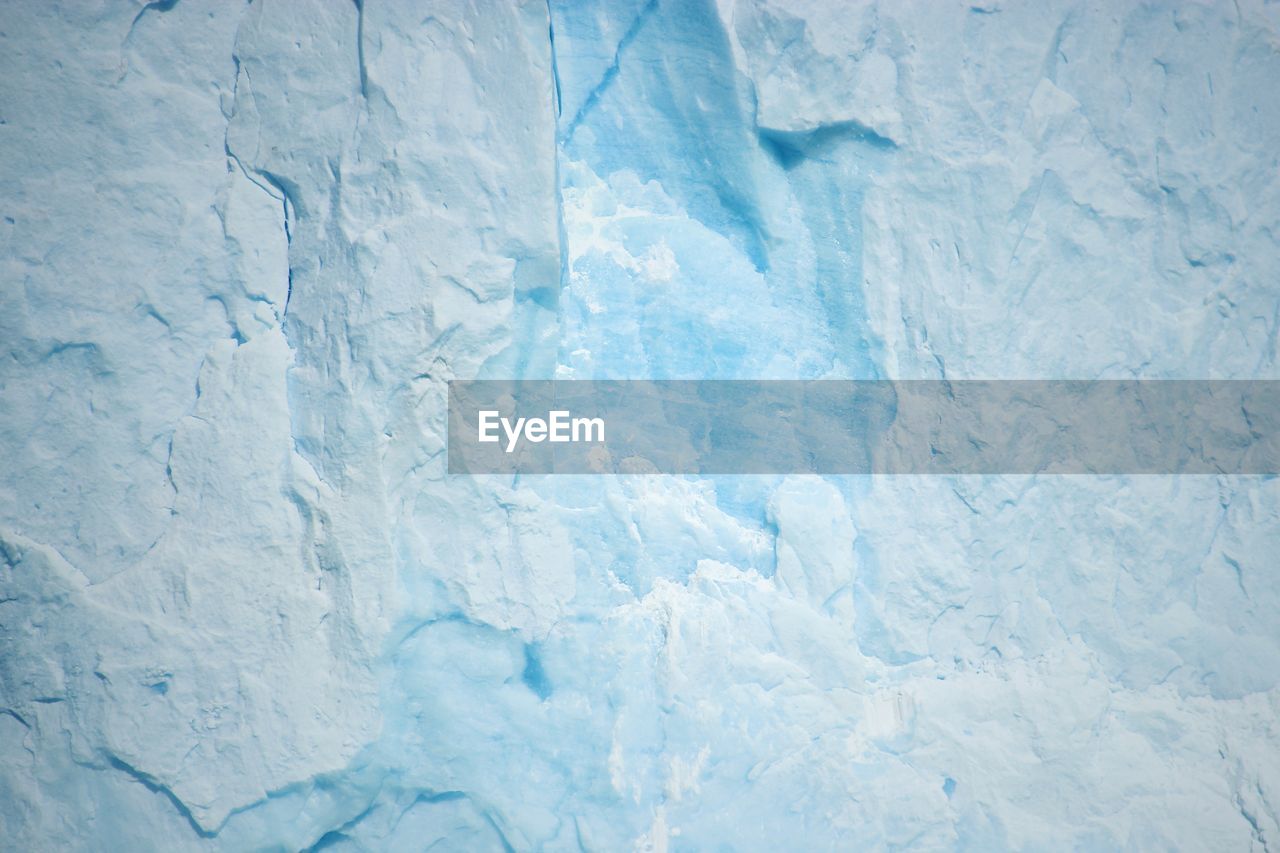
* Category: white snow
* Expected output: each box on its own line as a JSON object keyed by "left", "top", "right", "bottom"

{"left": 2, "top": 0, "right": 1278, "bottom": 849}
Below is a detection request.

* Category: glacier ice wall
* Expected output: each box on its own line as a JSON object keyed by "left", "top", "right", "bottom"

{"left": 2, "top": 0, "right": 1279, "bottom": 849}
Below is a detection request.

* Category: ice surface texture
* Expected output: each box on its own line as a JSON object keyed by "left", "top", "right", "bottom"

{"left": 1, "top": 0, "right": 1279, "bottom": 849}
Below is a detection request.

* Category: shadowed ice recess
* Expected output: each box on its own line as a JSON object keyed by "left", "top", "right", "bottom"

{"left": 1, "top": 0, "right": 1279, "bottom": 850}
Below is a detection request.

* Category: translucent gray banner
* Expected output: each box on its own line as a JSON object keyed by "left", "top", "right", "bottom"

{"left": 447, "top": 381, "right": 1280, "bottom": 475}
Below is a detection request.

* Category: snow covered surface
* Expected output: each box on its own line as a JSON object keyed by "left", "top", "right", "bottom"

{"left": 2, "top": 0, "right": 1279, "bottom": 849}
